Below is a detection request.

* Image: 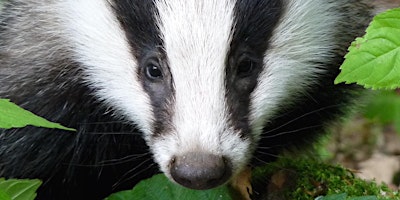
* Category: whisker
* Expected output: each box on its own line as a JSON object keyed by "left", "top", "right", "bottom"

{"left": 113, "top": 160, "right": 156, "bottom": 189}
{"left": 99, "top": 153, "right": 152, "bottom": 166}
{"left": 254, "top": 151, "right": 281, "bottom": 159}
{"left": 85, "top": 132, "right": 142, "bottom": 135}
{"left": 77, "top": 121, "right": 128, "bottom": 125}
{"left": 262, "top": 124, "right": 323, "bottom": 139}
{"left": 262, "top": 104, "right": 341, "bottom": 135}
{"left": 66, "top": 152, "right": 151, "bottom": 167}
{"left": 256, "top": 144, "right": 285, "bottom": 150}
{"left": 252, "top": 156, "right": 275, "bottom": 165}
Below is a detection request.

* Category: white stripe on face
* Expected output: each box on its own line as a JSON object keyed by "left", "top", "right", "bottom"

{"left": 152, "top": 0, "right": 251, "bottom": 177}
{"left": 249, "top": 0, "right": 342, "bottom": 138}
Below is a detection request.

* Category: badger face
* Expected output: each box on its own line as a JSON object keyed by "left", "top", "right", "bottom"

{"left": 60, "top": 0, "right": 345, "bottom": 190}
{"left": 148, "top": 0, "right": 283, "bottom": 189}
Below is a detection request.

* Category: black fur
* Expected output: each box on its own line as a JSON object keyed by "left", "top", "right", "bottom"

{"left": 111, "top": 0, "right": 175, "bottom": 137}
{"left": 226, "top": 0, "right": 283, "bottom": 139}
{"left": 251, "top": 1, "right": 372, "bottom": 166}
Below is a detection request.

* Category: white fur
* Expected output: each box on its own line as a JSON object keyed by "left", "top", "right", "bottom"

{"left": 152, "top": 0, "right": 252, "bottom": 177}
{"left": 250, "top": 0, "right": 342, "bottom": 139}
{"left": 56, "top": 0, "right": 154, "bottom": 134}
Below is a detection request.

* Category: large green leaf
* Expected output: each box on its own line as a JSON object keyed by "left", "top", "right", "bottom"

{"left": 105, "top": 174, "right": 233, "bottom": 200}
{"left": 0, "top": 179, "right": 41, "bottom": 200}
{"left": 0, "top": 99, "right": 75, "bottom": 131}
{"left": 0, "top": 190, "right": 11, "bottom": 200}
{"left": 335, "top": 8, "right": 400, "bottom": 89}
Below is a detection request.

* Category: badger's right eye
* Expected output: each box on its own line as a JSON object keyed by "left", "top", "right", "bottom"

{"left": 146, "top": 64, "right": 163, "bottom": 80}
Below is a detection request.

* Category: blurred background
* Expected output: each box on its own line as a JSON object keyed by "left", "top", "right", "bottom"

{"left": 321, "top": 90, "right": 400, "bottom": 190}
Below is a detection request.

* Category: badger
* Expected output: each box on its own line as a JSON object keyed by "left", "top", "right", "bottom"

{"left": 0, "top": 0, "right": 375, "bottom": 199}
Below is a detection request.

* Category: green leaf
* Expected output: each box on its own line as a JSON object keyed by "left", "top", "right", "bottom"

{"left": 335, "top": 8, "right": 400, "bottom": 89}
{"left": 0, "top": 99, "right": 75, "bottom": 131}
{"left": 105, "top": 174, "right": 233, "bottom": 200}
{"left": 0, "top": 179, "right": 42, "bottom": 200}
{"left": 0, "top": 190, "right": 11, "bottom": 200}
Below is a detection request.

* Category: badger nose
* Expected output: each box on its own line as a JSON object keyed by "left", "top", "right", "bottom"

{"left": 170, "top": 152, "right": 231, "bottom": 190}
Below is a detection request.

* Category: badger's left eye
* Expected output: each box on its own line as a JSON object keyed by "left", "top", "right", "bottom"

{"left": 146, "top": 64, "right": 163, "bottom": 79}
{"left": 236, "top": 59, "right": 255, "bottom": 77}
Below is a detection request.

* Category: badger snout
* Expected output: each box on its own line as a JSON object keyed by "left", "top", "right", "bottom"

{"left": 169, "top": 152, "right": 232, "bottom": 190}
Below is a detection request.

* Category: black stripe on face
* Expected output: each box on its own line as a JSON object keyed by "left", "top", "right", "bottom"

{"left": 111, "top": 0, "right": 161, "bottom": 56}
{"left": 226, "top": 0, "right": 283, "bottom": 139}
{"left": 110, "top": 0, "right": 175, "bottom": 137}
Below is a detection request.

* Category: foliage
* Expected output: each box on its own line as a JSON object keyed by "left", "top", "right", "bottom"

{"left": 0, "top": 179, "right": 41, "bottom": 200}
{"left": 335, "top": 8, "right": 400, "bottom": 90}
{"left": 0, "top": 99, "right": 75, "bottom": 131}
{"left": 0, "top": 159, "right": 397, "bottom": 200}
{"left": 251, "top": 158, "right": 399, "bottom": 200}
{"left": 335, "top": 6, "right": 400, "bottom": 133}
{"left": 106, "top": 158, "right": 399, "bottom": 200}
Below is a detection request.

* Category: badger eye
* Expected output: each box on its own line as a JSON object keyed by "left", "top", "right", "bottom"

{"left": 146, "top": 64, "right": 163, "bottom": 79}
{"left": 236, "top": 59, "right": 254, "bottom": 77}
